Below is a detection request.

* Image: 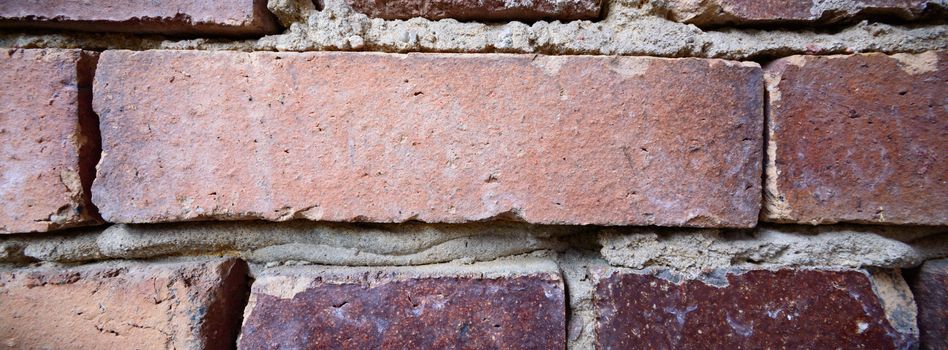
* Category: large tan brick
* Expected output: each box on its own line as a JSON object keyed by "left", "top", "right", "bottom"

{"left": 0, "top": 49, "right": 101, "bottom": 234}
{"left": 92, "top": 51, "right": 763, "bottom": 227}
{"left": 657, "top": 0, "right": 942, "bottom": 26}
{"left": 0, "top": 0, "right": 279, "bottom": 36}
{"left": 0, "top": 259, "right": 248, "bottom": 350}
{"left": 763, "top": 51, "right": 947, "bottom": 225}
{"left": 345, "top": 0, "right": 602, "bottom": 21}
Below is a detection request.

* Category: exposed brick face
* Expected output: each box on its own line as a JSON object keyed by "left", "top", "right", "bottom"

{"left": 912, "top": 259, "right": 948, "bottom": 350}
{"left": 763, "top": 51, "right": 947, "bottom": 225}
{"left": 658, "top": 0, "right": 941, "bottom": 26}
{"left": 0, "top": 49, "right": 101, "bottom": 234}
{"left": 0, "top": 259, "right": 248, "bottom": 350}
{"left": 346, "top": 0, "right": 602, "bottom": 21}
{"left": 0, "top": 0, "right": 279, "bottom": 36}
{"left": 91, "top": 50, "right": 763, "bottom": 227}
{"left": 594, "top": 269, "right": 918, "bottom": 349}
{"left": 239, "top": 269, "right": 565, "bottom": 349}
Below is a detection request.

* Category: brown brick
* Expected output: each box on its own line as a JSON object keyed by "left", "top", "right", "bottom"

{"left": 594, "top": 268, "right": 918, "bottom": 349}
{"left": 0, "top": 49, "right": 101, "bottom": 234}
{"left": 658, "top": 0, "right": 942, "bottom": 26}
{"left": 238, "top": 263, "right": 565, "bottom": 349}
{"left": 0, "top": 0, "right": 278, "bottom": 36}
{"left": 92, "top": 51, "right": 763, "bottom": 227}
{"left": 345, "top": 0, "right": 602, "bottom": 21}
{"left": 912, "top": 259, "right": 948, "bottom": 350}
{"left": 763, "top": 51, "right": 947, "bottom": 225}
{"left": 0, "top": 258, "right": 248, "bottom": 350}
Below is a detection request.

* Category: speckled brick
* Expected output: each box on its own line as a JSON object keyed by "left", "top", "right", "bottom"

{"left": 0, "top": 259, "right": 249, "bottom": 349}
{"left": 0, "top": 48, "right": 101, "bottom": 234}
{"left": 238, "top": 266, "right": 565, "bottom": 349}
{"left": 658, "top": 0, "right": 942, "bottom": 26}
{"left": 92, "top": 50, "right": 763, "bottom": 227}
{"left": 763, "top": 51, "right": 947, "bottom": 225}
{"left": 594, "top": 268, "right": 918, "bottom": 349}
{"left": 0, "top": 0, "right": 278, "bottom": 36}
{"left": 346, "top": 0, "right": 602, "bottom": 21}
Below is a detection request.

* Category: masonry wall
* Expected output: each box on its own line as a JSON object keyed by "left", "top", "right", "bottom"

{"left": 0, "top": 0, "right": 945, "bottom": 349}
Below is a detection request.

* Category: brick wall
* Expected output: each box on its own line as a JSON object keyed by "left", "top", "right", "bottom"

{"left": 0, "top": 0, "right": 945, "bottom": 349}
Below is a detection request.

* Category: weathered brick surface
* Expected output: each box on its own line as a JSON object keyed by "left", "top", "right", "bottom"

{"left": 0, "top": 0, "right": 278, "bottom": 36}
{"left": 594, "top": 269, "right": 918, "bottom": 349}
{"left": 658, "top": 0, "right": 942, "bottom": 26}
{"left": 239, "top": 266, "right": 565, "bottom": 349}
{"left": 0, "top": 49, "right": 101, "bottom": 234}
{"left": 912, "top": 259, "right": 948, "bottom": 350}
{"left": 0, "top": 258, "right": 248, "bottom": 349}
{"left": 346, "top": 0, "right": 602, "bottom": 21}
{"left": 763, "top": 51, "right": 947, "bottom": 225}
{"left": 92, "top": 50, "right": 763, "bottom": 227}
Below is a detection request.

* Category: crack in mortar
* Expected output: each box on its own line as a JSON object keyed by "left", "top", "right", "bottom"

{"left": 0, "top": 0, "right": 944, "bottom": 60}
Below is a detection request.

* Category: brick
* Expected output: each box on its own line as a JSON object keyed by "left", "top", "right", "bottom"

{"left": 912, "top": 259, "right": 948, "bottom": 349}
{"left": 763, "top": 51, "right": 947, "bottom": 225}
{"left": 0, "top": 0, "right": 279, "bottom": 36}
{"left": 0, "top": 49, "right": 101, "bottom": 234}
{"left": 0, "top": 258, "right": 248, "bottom": 349}
{"left": 345, "top": 0, "right": 602, "bottom": 21}
{"left": 92, "top": 50, "right": 763, "bottom": 227}
{"left": 594, "top": 268, "right": 918, "bottom": 349}
{"left": 238, "top": 262, "right": 565, "bottom": 349}
{"left": 658, "top": 0, "right": 942, "bottom": 27}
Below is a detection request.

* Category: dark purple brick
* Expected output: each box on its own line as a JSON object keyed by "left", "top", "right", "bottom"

{"left": 594, "top": 269, "right": 917, "bottom": 349}
{"left": 240, "top": 271, "right": 565, "bottom": 349}
{"left": 912, "top": 259, "right": 948, "bottom": 350}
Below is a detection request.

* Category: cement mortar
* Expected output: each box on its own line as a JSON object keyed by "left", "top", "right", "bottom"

{"left": 599, "top": 225, "right": 948, "bottom": 277}
{"left": 97, "top": 221, "right": 575, "bottom": 266}
{"left": 0, "top": 0, "right": 944, "bottom": 59}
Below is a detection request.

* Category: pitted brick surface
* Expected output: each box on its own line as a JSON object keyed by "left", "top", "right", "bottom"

{"left": 0, "top": 48, "right": 101, "bottom": 234}
{"left": 92, "top": 50, "right": 763, "bottom": 227}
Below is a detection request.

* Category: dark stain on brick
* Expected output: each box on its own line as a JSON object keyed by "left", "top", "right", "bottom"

{"left": 595, "top": 269, "right": 916, "bottom": 349}
{"left": 240, "top": 275, "right": 565, "bottom": 349}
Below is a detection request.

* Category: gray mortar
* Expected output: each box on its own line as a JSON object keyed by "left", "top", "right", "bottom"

{"left": 556, "top": 249, "right": 610, "bottom": 350}
{"left": 599, "top": 225, "right": 948, "bottom": 278}
{"left": 0, "top": 0, "right": 945, "bottom": 59}
{"left": 97, "top": 221, "right": 576, "bottom": 266}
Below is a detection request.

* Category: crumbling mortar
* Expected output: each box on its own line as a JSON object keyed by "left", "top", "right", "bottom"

{"left": 0, "top": 0, "right": 944, "bottom": 60}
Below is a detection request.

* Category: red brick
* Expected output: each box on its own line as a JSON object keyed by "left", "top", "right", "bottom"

{"left": 92, "top": 51, "right": 763, "bottom": 227}
{"left": 659, "top": 0, "right": 941, "bottom": 26}
{"left": 346, "top": 0, "right": 602, "bottom": 21}
{"left": 0, "top": 0, "right": 279, "bottom": 36}
{"left": 594, "top": 269, "right": 918, "bottom": 349}
{"left": 763, "top": 51, "right": 947, "bottom": 225}
{"left": 238, "top": 266, "right": 565, "bottom": 349}
{"left": 0, "top": 258, "right": 248, "bottom": 349}
{"left": 0, "top": 49, "right": 101, "bottom": 234}
{"left": 912, "top": 259, "right": 948, "bottom": 350}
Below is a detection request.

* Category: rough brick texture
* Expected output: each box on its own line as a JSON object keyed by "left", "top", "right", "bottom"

{"left": 92, "top": 50, "right": 763, "bottom": 227}
{"left": 594, "top": 269, "right": 918, "bottom": 349}
{"left": 0, "top": 49, "right": 101, "bottom": 234}
{"left": 0, "top": 259, "right": 248, "bottom": 349}
{"left": 912, "top": 259, "right": 948, "bottom": 350}
{"left": 239, "top": 266, "right": 565, "bottom": 349}
{"left": 346, "top": 0, "right": 602, "bottom": 21}
{"left": 658, "top": 0, "right": 943, "bottom": 26}
{"left": 0, "top": 0, "right": 279, "bottom": 36}
{"left": 763, "top": 51, "right": 947, "bottom": 225}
